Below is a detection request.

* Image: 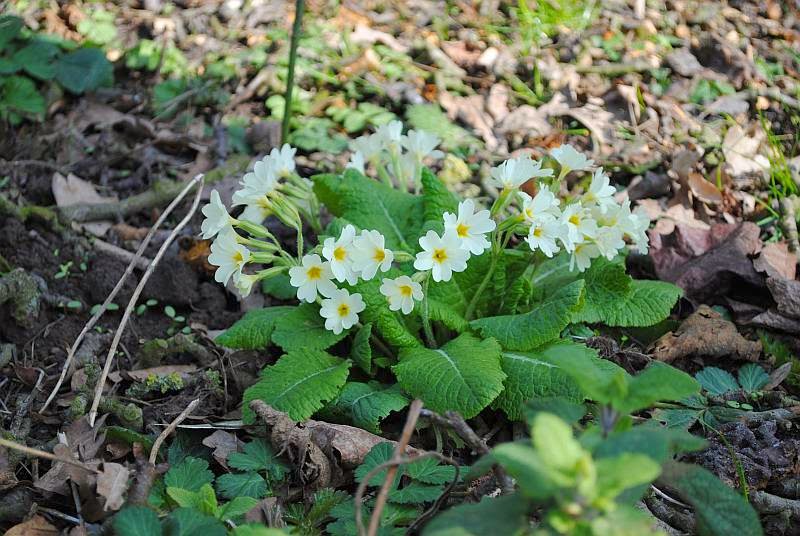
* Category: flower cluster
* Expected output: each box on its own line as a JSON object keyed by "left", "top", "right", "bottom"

{"left": 200, "top": 123, "right": 650, "bottom": 335}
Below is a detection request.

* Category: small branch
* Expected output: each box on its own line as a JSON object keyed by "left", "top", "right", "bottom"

{"left": 281, "top": 0, "right": 306, "bottom": 144}
{"left": 87, "top": 176, "right": 205, "bottom": 427}
{"left": 149, "top": 398, "right": 200, "bottom": 464}
{"left": 40, "top": 175, "right": 205, "bottom": 414}
{"left": 750, "top": 490, "right": 800, "bottom": 520}
{"left": 0, "top": 437, "right": 99, "bottom": 474}
{"left": 359, "top": 399, "right": 423, "bottom": 536}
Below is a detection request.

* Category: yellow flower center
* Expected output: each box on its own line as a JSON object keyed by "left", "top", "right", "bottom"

{"left": 337, "top": 303, "right": 350, "bottom": 317}
{"left": 373, "top": 249, "right": 386, "bottom": 262}
{"left": 525, "top": 208, "right": 534, "bottom": 219}
{"left": 333, "top": 246, "right": 347, "bottom": 261}
{"left": 257, "top": 196, "right": 271, "bottom": 209}
{"left": 233, "top": 251, "right": 244, "bottom": 264}
{"left": 399, "top": 285, "right": 413, "bottom": 297}
{"left": 432, "top": 248, "right": 448, "bottom": 263}
{"left": 568, "top": 214, "right": 580, "bottom": 226}
{"left": 456, "top": 223, "right": 470, "bottom": 238}
{"left": 533, "top": 227, "right": 543, "bottom": 238}
{"left": 307, "top": 266, "right": 322, "bottom": 280}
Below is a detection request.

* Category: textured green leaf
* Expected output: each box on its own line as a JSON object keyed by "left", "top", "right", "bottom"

{"left": 570, "top": 258, "right": 631, "bottom": 324}
{"left": 422, "top": 494, "right": 529, "bottom": 536}
{"left": 114, "top": 506, "right": 163, "bottom": 536}
{"left": 426, "top": 299, "right": 469, "bottom": 332}
{"left": 13, "top": 41, "right": 59, "bottom": 80}
{"left": 695, "top": 367, "right": 739, "bottom": 396}
{"left": 620, "top": 362, "right": 700, "bottom": 414}
{"left": 313, "top": 169, "right": 423, "bottom": 251}
{"left": 602, "top": 280, "right": 682, "bottom": 327}
{"left": 595, "top": 453, "right": 661, "bottom": 499}
{"left": 660, "top": 462, "right": 763, "bottom": 536}
{"left": 215, "top": 306, "right": 293, "bottom": 349}
{"left": 167, "top": 484, "right": 217, "bottom": 516}
{"left": 0, "top": 16, "right": 23, "bottom": 52}
{"left": 394, "top": 333, "right": 505, "bottom": 418}
{"left": 471, "top": 280, "right": 584, "bottom": 351}
{"left": 216, "top": 472, "right": 268, "bottom": 499}
{"left": 428, "top": 250, "right": 505, "bottom": 320}
{"left": 355, "top": 442, "right": 401, "bottom": 487}
{"left": 242, "top": 350, "right": 351, "bottom": 423}
{"left": 388, "top": 482, "right": 444, "bottom": 504}
{"left": 494, "top": 341, "right": 585, "bottom": 421}
{"left": 163, "top": 507, "right": 226, "bottom": 536}
{"left": 421, "top": 167, "right": 458, "bottom": 221}
{"left": 594, "top": 426, "right": 707, "bottom": 463}
{"left": 54, "top": 47, "right": 113, "bottom": 94}
{"left": 1, "top": 76, "right": 45, "bottom": 117}
{"left": 737, "top": 363, "right": 769, "bottom": 393}
{"left": 261, "top": 273, "right": 296, "bottom": 300}
{"left": 318, "top": 381, "right": 408, "bottom": 434}
{"left": 351, "top": 323, "right": 374, "bottom": 373}
{"left": 271, "top": 303, "right": 349, "bottom": 351}
{"left": 227, "top": 439, "right": 286, "bottom": 480}
{"left": 350, "top": 276, "right": 421, "bottom": 349}
{"left": 491, "top": 443, "right": 563, "bottom": 499}
{"left": 164, "top": 456, "right": 214, "bottom": 492}
{"left": 406, "top": 457, "right": 457, "bottom": 485}
{"left": 219, "top": 496, "right": 259, "bottom": 520}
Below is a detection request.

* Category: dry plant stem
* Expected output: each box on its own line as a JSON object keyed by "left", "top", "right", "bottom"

{"left": 87, "top": 176, "right": 205, "bottom": 427}
{"left": 149, "top": 398, "right": 200, "bottom": 464}
{"left": 0, "top": 437, "right": 99, "bottom": 474}
{"left": 40, "top": 174, "right": 205, "bottom": 414}
{"left": 361, "top": 399, "right": 423, "bottom": 536}
{"left": 780, "top": 196, "right": 800, "bottom": 260}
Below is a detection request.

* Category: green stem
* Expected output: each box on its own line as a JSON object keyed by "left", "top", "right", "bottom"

{"left": 421, "top": 276, "right": 436, "bottom": 348}
{"left": 464, "top": 253, "right": 498, "bottom": 321}
{"left": 281, "top": 0, "right": 305, "bottom": 144}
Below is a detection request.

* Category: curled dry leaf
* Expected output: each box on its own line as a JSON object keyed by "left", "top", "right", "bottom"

{"left": 202, "top": 429, "right": 243, "bottom": 468}
{"left": 96, "top": 462, "right": 130, "bottom": 511}
{"left": 754, "top": 243, "right": 797, "bottom": 281}
{"left": 650, "top": 305, "right": 762, "bottom": 363}
{"left": 5, "top": 515, "right": 59, "bottom": 536}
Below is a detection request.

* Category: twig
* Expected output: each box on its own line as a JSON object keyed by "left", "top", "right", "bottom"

{"left": 359, "top": 399, "right": 423, "bottom": 536}
{"left": 149, "top": 398, "right": 200, "bottom": 464}
{"left": 87, "top": 176, "right": 205, "bottom": 427}
{"left": 281, "top": 0, "right": 305, "bottom": 143}
{"left": 92, "top": 239, "right": 152, "bottom": 271}
{"left": 750, "top": 490, "right": 800, "bottom": 520}
{"left": 0, "top": 437, "right": 99, "bottom": 474}
{"left": 40, "top": 175, "right": 204, "bottom": 414}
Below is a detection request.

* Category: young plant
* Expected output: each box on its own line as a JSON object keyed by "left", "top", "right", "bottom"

{"left": 210, "top": 121, "right": 686, "bottom": 431}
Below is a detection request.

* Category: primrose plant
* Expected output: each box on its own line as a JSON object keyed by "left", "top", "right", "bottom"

{"left": 209, "top": 120, "right": 684, "bottom": 427}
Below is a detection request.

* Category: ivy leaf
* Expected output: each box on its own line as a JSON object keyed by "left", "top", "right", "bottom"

{"left": 215, "top": 306, "right": 293, "bottom": 350}
{"left": 394, "top": 333, "right": 505, "bottom": 418}
{"left": 421, "top": 168, "right": 458, "bottom": 222}
{"left": 242, "top": 350, "right": 351, "bottom": 423}
{"left": 318, "top": 381, "right": 408, "bottom": 434}
{"left": 313, "top": 169, "right": 423, "bottom": 251}
{"left": 421, "top": 494, "right": 529, "bottom": 536}
{"left": 54, "top": 47, "right": 113, "bottom": 94}
{"left": 271, "top": 303, "right": 350, "bottom": 352}
{"left": 494, "top": 341, "right": 585, "bottom": 421}
{"left": 216, "top": 472, "right": 267, "bottom": 500}
{"left": 351, "top": 323, "right": 374, "bottom": 374}
{"left": 114, "top": 506, "right": 163, "bottom": 536}
{"left": 227, "top": 439, "right": 286, "bottom": 480}
{"left": 471, "top": 280, "right": 584, "bottom": 351}
{"left": 695, "top": 367, "right": 739, "bottom": 396}
{"left": 601, "top": 280, "right": 682, "bottom": 327}
{"left": 164, "top": 457, "right": 214, "bottom": 492}
{"left": 660, "top": 462, "right": 763, "bottom": 536}
{"left": 163, "top": 507, "right": 227, "bottom": 536}
{"left": 737, "top": 363, "right": 769, "bottom": 393}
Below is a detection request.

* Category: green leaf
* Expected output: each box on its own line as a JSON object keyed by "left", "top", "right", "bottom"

{"left": 570, "top": 257, "right": 631, "bottom": 324}
{"left": 405, "top": 103, "right": 481, "bottom": 151}
{"left": 494, "top": 340, "right": 585, "bottom": 421}
{"left": 13, "top": 41, "right": 59, "bottom": 80}
{"left": 426, "top": 299, "right": 469, "bottom": 332}
{"left": 114, "top": 506, "right": 163, "bottom": 536}
{"left": 619, "top": 362, "right": 700, "bottom": 414}
{"left": 242, "top": 349, "right": 351, "bottom": 423}
{"left": 406, "top": 457, "right": 457, "bottom": 485}
{"left": 233, "top": 525, "right": 288, "bottom": 536}
{"left": 737, "top": 363, "right": 769, "bottom": 393}
{"left": 602, "top": 280, "right": 682, "bottom": 327}
{"left": 491, "top": 443, "right": 565, "bottom": 499}
{"left": 394, "top": 333, "right": 506, "bottom": 418}
{"left": 428, "top": 250, "right": 504, "bottom": 320}
{"left": 0, "top": 16, "right": 23, "bottom": 52}
{"left": 312, "top": 169, "right": 423, "bottom": 251}
{"left": 261, "top": 273, "right": 296, "bottom": 300}
{"left": 471, "top": 280, "right": 584, "bottom": 351}
{"left": 388, "top": 482, "right": 444, "bottom": 504}
{"left": 228, "top": 439, "right": 286, "bottom": 480}
{"left": 218, "top": 496, "right": 259, "bottom": 521}
{"left": 356, "top": 442, "right": 401, "bottom": 487}
{"left": 54, "top": 47, "right": 113, "bottom": 94}
{"left": 271, "top": 303, "right": 350, "bottom": 351}
{"left": 525, "top": 396, "right": 587, "bottom": 425}
{"left": 1, "top": 76, "right": 45, "bottom": 117}
{"left": 319, "top": 381, "right": 408, "bottom": 434}
{"left": 532, "top": 413, "right": 584, "bottom": 471}
{"left": 164, "top": 456, "right": 214, "bottom": 492}
{"left": 595, "top": 453, "right": 661, "bottom": 499}
{"left": 216, "top": 472, "right": 268, "bottom": 499}
{"left": 167, "top": 484, "right": 218, "bottom": 516}
{"left": 421, "top": 168, "right": 458, "bottom": 222}
{"left": 660, "top": 462, "right": 763, "bottom": 536}
{"left": 594, "top": 425, "right": 707, "bottom": 464}
{"left": 351, "top": 323, "right": 374, "bottom": 373}
{"left": 695, "top": 367, "right": 739, "bottom": 396}
{"left": 163, "top": 507, "right": 227, "bottom": 536}
{"left": 0, "top": 58, "right": 20, "bottom": 74}
{"left": 350, "top": 276, "right": 421, "bottom": 349}
{"left": 215, "top": 306, "right": 293, "bottom": 349}
{"left": 422, "top": 494, "right": 529, "bottom": 536}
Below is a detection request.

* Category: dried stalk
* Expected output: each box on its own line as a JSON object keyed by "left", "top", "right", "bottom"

{"left": 40, "top": 174, "right": 205, "bottom": 414}
{"left": 149, "top": 398, "right": 200, "bottom": 464}
{"left": 87, "top": 176, "right": 205, "bottom": 427}
{"left": 0, "top": 437, "right": 99, "bottom": 474}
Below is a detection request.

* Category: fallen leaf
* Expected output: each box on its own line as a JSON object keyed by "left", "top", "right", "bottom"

{"left": 754, "top": 243, "right": 797, "bottom": 280}
{"left": 439, "top": 92, "right": 500, "bottom": 151}
{"left": 5, "top": 515, "right": 59, "bottom": 536}
{"left": 52, "top": 172, "right": 118, "bottom": 236}
{"left": 96, "top": 462, "right": 130, "bottom": 511}
{"left": 687, "top": 172, "right": 723, "bottom": 205}
{"left": 766, "top": 277, "right": 800, "bottom": 320}
{"left": 202, "top": 430, "right": 242, "bottom": 468}
{"left": 650, "top": 305, "right": 762, "bottom": 363}
{"left": 722, "top": 124, "right": 770, "bottom": 181}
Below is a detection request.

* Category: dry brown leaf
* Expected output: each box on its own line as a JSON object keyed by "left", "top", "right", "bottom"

{"left": 96, "top": 462, "right": 130, "bottom": 511}
{"left": 754, "top": 243, "right": 797, "bottom": 280}
{"left": 439, "top": 92, "right": 500, "bottom": 150}
{"left": 52, "top": 172, "right": 118, "bottom": 236}
{"left": 687, "top": 172, "right": 723, "bottom": 205}
{"left": 722, "top": 124, "right": 770, "bottom": 180}
{"left": 202, "top": 430, "right": 242, "bottom": 468}
{"left": 5, "top": 515, "right": 59, "bottom": 536}
{"left": 650, "top": 305, "right": 762, "bottom": 363}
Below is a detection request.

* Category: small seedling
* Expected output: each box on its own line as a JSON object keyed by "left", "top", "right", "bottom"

{"left": 54, "top": 261, "right": 73, "bottom": 279}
